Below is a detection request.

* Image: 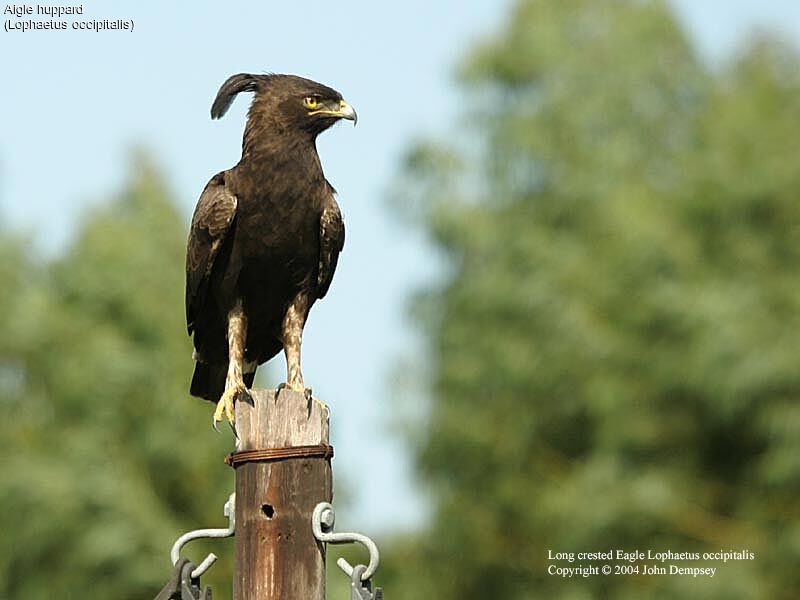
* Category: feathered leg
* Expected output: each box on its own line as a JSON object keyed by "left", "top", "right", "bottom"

{"left": 213, "top": 302, "right": 249, "bottom": 430}
{"left": 280, "top": 293, "right": 311, "bottom": 397}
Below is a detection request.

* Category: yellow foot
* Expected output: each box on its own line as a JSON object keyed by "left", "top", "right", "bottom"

{"left": 213, "top": 383, "right": 248, "bottom": 434}
{"left": 276, "top": 381, "right": 312, "bottom": 402}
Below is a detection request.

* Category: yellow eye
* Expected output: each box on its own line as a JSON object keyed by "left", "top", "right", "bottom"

{"left": 303, "top": 96, "right": 318, "bottom": 109}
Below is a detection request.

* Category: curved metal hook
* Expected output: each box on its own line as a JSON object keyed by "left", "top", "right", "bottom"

{"left": 311, "top": 502, "right": 380, "bottom": 581}
{"left": 171, "top": 493, "right": 236, "bottom": 579}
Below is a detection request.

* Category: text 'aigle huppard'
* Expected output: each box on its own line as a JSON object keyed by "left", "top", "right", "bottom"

{"left": 5, "top": 4, "right": 83, "bottom": 18}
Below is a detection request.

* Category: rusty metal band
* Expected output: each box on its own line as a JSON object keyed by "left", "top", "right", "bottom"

{"left": 225, "top": 444, "right": 334, "bottom": 467}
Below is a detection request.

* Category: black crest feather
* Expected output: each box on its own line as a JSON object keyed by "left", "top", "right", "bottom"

{"left": 210, "top": 73, "right": 261, "bottom": 120}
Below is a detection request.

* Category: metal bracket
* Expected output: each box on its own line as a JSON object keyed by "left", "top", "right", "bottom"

{"left": 153, "top": 559, "right": 212, "bottom": 600}
{"left": 170, "top": 493, "right": 236, "bottom": 579}
{"left": 311, "top": 502, "right": 380, "bottom": 581}
{"left": 349, "top": 564, "right": 384, "bottom": 600}
{"left": 180, "top": 561, "right": 213, "bottom": 600}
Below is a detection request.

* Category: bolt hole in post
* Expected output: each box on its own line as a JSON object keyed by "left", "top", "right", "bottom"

{"left": 261, "top": 504, "right": 275, "bottom": 519}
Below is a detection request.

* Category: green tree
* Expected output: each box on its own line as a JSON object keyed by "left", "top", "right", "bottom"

{"left": 0, "top": 153, "right": 235, "bottom": 599}
{"left": 386, "top": 1, "right": 800, "bottom": 598}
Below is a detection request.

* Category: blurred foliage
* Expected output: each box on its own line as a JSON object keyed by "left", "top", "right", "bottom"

{"left": 0, "top": 153, "right": 235, "bottom": 599}
{"left": 0, "top": 152, "right": 359, "bottom": 600}
{"left": 385, "top": 1, "right": 800, "bottom": 598}
{"left": 1, "top": 1, "right": 799, "bottom": 598}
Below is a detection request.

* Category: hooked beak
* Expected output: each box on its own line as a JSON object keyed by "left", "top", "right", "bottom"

{"left": 337, "top": 100, "right": 357, "bottom": 125}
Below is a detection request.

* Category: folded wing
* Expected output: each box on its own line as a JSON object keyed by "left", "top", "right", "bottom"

{"left": 186, "top": 172, "right": 238, "bottom": 334}
{"left": 317, "top": 196, "right": 345, "bottom": 299}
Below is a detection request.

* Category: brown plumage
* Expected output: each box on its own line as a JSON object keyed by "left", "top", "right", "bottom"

{"left": 186, "top": 73, "right": 355, "bottom": 428}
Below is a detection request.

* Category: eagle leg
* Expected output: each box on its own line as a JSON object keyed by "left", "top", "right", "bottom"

{"left": 213, "top": 303, "right": 249, "bottom": 431}
{"left": 280, "top": 293, "right": 311, "bottom": 398}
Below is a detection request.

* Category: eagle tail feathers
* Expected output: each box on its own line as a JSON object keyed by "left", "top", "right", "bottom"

{"left": 190, "top": 362, "right": 226, "bottom": 402}
{"left": 190, "top": 361, "right": 258, "bottom": 402}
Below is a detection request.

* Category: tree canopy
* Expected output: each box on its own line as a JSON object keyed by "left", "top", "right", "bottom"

{"left": 385, "top": 1, "right": 800, "bottom": 598}
{"left": 1, "top": 1, "right": 799, "bottom": 598}
{"left": 0, "top": 153, "right": 235, "bottom": 599}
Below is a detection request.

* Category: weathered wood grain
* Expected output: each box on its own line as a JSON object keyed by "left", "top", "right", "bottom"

{"left": 232, "top": 388, "right": 332, "bottom": 600}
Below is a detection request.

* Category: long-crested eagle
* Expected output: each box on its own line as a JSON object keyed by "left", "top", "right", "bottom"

{"left": 185, "top": 73, "right": 355, "bottom": 429}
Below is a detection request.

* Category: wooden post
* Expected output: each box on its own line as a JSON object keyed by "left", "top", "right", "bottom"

{"left": 231, "top": 388, "right": 332, "bottom": 600}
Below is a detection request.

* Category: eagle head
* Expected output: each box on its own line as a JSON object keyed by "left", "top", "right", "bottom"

{"left": 210, "top": 73, "right": 357, "bottom": 138}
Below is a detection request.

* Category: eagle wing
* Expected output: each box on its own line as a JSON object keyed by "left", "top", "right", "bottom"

{"left": 186, "top": 172, "right": 238, "bottom": 334}
{"left": 317, "top": 195, "right": 345, "bottom": 299}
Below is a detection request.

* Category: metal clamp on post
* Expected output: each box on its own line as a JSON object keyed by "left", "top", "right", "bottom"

{"left": 311, "top": 502, "right": 383, "bottom": 599}
{"left": 170, "top": 493, "right": 236, "bottom": 579}
{"left": 153, "top": 558, "right": 213, "bottom": 600}
{"left": 348, "top": 564, "right": 384, "bottom": 600}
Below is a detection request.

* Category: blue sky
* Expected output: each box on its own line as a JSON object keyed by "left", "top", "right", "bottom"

{"left": 2, "top": 1, "right": 799, "bottom": 535}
